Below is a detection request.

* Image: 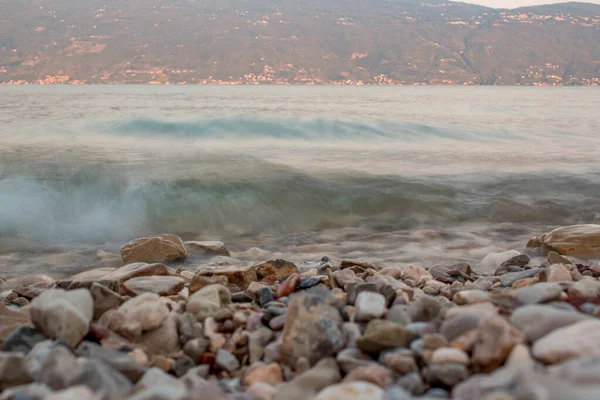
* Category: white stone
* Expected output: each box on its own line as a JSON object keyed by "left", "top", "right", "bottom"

{"left": 30, "top": 289, "right": 93, "bottom": 348}
{"left": 314, "top": 381, "right": 386, "bottom": 400}
{"left": 533, "top": 320, "right": 600, "bottom": 364}
{"left": 480, "top": 250, "right": 521, "bottom": 271}
{"left": 354, "top": 292, "right": 386, "bottom": 322}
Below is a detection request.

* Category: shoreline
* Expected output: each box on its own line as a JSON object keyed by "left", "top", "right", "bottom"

{"left": 1, "top": 224, "right": 600, "bottom": 398}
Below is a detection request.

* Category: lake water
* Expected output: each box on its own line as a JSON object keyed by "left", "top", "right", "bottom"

{"left": 1, "top": 85, "right": 599, "bottom": 277}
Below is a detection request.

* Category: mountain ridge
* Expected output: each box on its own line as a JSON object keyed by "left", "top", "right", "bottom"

{"left": 1, "top": 0, "right": 599, "bottom": 85}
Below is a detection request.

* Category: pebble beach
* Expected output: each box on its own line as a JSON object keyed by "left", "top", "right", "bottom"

{"left": 1, "top": 222, "right": 600, "bottom": 400}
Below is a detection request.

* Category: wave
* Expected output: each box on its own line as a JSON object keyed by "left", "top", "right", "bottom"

{"left": 1, "top": 161, "right": 598, "bottom": 244}
{"left": 95, "top": 116, "right": 515, "bottom": 142}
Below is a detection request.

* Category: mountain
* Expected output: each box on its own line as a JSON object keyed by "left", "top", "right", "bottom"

{"left": 1, "top": 0, "right": 599, "bottom": 85}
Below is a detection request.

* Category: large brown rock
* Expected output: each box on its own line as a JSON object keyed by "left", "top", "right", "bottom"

{"left": 527, "top": 224, "right": 600, "bottom": 259}
{"left": 280, "top": 289, "right": 346, "bottom": 367}
{"left": 121, "top": 234, "right": 187, "bottom": 264}
{"left": 255, "top": 259, "right": 299, "bottom": 280}
{"left": 195, "top": 265, "right": 257, "bottom": 290}
{"left": 185, "top": 241, "right": 230, "bottom": 256}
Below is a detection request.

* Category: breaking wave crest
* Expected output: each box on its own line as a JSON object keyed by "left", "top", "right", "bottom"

{"left": 1, "top": 159, "right": 598, "bottom": 244}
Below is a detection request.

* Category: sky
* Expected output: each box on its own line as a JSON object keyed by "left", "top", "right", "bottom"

{"left": 457, "top": 0, "right": 600, "bottom": 7}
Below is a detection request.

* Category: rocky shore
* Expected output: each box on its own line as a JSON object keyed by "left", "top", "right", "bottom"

{"left": 1, "top": 224, "right": 600, "bottom": 400}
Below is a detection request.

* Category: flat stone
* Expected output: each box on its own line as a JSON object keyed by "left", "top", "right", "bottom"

{"left": 102, "top": 262, "right": 169, "bottom": 290}
{"left": 354, "top": 291, "right": 386, "bottom": 322}
{"left": 196, "top": 265, "right": 257, "bottom": 290}
{"left": 30, "top": 288, "right": 93, "bottom": 348}
{"left": 314, "top": 381, "right": 387, "bottom": 400}
{"left": 510, "top": 305, "right": 590, "bottom": 341}
{"left": 500, "top": 268, "right": 540, "bottom": 287}
{"left": 0, "top": 302, "right": 31, "bottom": 346}
{"left": 527, "top": 224, "right": 600, "bottom": 259}
{"left": 280, "top": 289, "right": 346, "bottom": 367}
{"left": 255, "top": 259, "right": 299, "bottom": 280}
{"left": 356, "top": 320, "right": 411, "bottom": 354}
{"left": 122, "top": 276, "right": 186, "bottom": 297}
{"left": 187, "top": 284, "right": 232, "bottom": 322}
{"left": 532, "top": 320, "right": 600, "bottom": 364}
{"left": 101, "top": 292, "right": 169, "bottom": 340}
{"left": 69, "top": 267, "right": 117, "bottom": 282}
{"left": 512, "top": 282, "right": 565, "bottom": 305}
{"left": 121, "top": 234, "right": 187, "bottom": 263}
{"left": 185, "top": 241, "right": 231, "bottom": 256}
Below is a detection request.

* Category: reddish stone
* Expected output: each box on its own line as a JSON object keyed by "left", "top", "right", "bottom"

{"left": 88, "top": 323, "right": 111, "bottom": 341}
{"left": 276, "top": 273, "right": 300, "bottom": 299}
{"left": 199, "top": 352, "right": 216, "bottom": 368}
